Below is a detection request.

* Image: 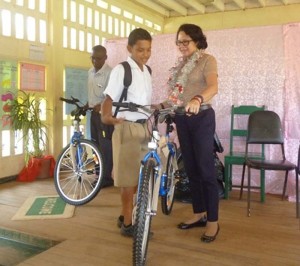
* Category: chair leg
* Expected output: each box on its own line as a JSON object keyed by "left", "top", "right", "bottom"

{"left": 239, "top": 163, "right": 246, "bottom": 200}
{"left": 247, "top": 166, "right": 251, "bottom": 217}
{"left": 282, "top": 170, "right": 289, "bottom": 200}
{"left": 296, "top": 169, "right": 299, "bottom": 218}
{"left": 229, "top": 165, "right": 232, "bottom": 190}
{"left": 224, "top": 163, "right": 230, "bottom": 199}
{"left": 260, "top": 169, "right": 265, "bottom": 203}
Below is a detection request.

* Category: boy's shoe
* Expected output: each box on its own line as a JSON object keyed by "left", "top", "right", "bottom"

{"left": 117, "top": 215, "right": 124, "bottom": 228}
{"left": 121, "top": 224, "right": 134, "bottom": 237}
{"left": 121, "top": 223, "right": 154, "bottom": 239}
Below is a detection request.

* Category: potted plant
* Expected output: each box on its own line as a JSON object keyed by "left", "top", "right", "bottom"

{"left": 9, "top": 90, "right": 55, "bottom": 181}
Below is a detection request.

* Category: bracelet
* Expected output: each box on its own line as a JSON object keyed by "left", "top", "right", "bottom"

{"left": 192, "top": 97, "right": 202, "bottom": 106}
{"left": 194, "top": 95, "right": 204, "bottom": 103}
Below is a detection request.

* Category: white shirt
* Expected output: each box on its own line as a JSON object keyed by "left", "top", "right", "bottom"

{"left": 104, "top": 57, "right": 152, "bottom": 121}
{"left": 88, "top": 63, "right": 112, "bottom": 107}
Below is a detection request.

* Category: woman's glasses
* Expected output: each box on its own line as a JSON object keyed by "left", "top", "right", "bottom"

{"left": 176, "top": 40, "right": 193, "bottom": 47}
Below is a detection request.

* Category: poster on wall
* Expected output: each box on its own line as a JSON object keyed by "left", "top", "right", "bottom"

{"left": 64, "top": 67, "right": 88, "bottom": 114}
{"left": 0, "top": 60, "right": 18, "bottom": 130}
{"left": 20, "top": 63, "right": 45, "bottom": 92}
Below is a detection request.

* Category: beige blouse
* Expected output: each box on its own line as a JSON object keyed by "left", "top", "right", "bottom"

{"left": 182, "top": 53, "right": 217, "bottom": 106}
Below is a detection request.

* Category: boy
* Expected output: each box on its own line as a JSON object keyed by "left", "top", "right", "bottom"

{"left": 101, "top": 28, "right": 152, "bottom": 237}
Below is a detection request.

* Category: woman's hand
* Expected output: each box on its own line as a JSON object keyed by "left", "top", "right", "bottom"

{"left": 185, "top": 98, "right": 201, "bottom": 115}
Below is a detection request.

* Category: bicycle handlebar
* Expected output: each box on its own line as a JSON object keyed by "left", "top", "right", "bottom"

{"left": 112, "top": 101, "right": 142, "bottom": 111}
{"left": 60, "top": 96, "right": 80, "bottom": 105}
{"left": 112, "top": 101, "right": 187, "bottom": 117}
{"left": 60, "top": 96, "right": 91, "bottom": 118}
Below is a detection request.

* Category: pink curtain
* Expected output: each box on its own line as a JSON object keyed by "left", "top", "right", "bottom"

{"left": 105, "top": 23, "right": 300, "bottom": 201}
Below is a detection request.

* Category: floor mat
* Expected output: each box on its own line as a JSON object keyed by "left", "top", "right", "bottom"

{"left": 12, "top": 195, "right": 75, "bottom": 220}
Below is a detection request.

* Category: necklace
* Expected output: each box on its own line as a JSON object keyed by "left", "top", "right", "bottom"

{"left": 168, "top": 49, "right": 204, "bottom": 105}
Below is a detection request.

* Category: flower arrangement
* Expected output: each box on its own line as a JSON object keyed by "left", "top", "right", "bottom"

{"left": 167, "top": 49, "right": 204, "bottom": 105}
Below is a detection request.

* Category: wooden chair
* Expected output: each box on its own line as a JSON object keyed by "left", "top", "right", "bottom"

{"left": 244, "top": 110, "right": 298, "bottom": 217}
{"left": 224, "top": 105, "right": 265, "bottom": 201}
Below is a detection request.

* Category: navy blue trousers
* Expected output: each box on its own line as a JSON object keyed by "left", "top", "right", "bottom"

{"left": 175, "top": 108, "right": 219, "bottom": 221}
{"left": 91, "top": 111, "right": 113, "bottom": 182}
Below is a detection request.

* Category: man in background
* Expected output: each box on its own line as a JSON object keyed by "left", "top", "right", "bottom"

{"left": 88, "top": 45, "right": 113, "bottom": 187}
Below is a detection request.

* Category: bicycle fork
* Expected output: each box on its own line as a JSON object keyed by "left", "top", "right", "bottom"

{"left": 134, "top": 165, "right": 162, "bottom": 220}
{"left": 149, "top": 167, "right": 162, "bottom": 216}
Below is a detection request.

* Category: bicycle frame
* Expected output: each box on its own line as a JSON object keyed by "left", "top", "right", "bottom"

{"left": 70, "top": 120, "right": 85, "bottom": 169}
{"left": 137, "top": 122, "right": 177, "bottom": 216}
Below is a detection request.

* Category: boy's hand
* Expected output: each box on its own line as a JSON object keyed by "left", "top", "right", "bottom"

{"left": 114, "top": 117, "right": 125, "bottom": 125}
{"left": 93, "top": 103, "right": 101, "bottom": 113}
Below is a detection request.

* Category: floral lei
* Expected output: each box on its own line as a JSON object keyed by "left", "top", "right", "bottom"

{"left": 167, "top": 49, "right": 204, "bottom": 105}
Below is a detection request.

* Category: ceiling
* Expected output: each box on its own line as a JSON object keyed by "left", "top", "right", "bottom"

{"left": 130, "top": 0, "right": 300, "bottom": 17}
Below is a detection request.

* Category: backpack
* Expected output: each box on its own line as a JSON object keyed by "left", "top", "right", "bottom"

{"left": 113, "top": 61, "right": 152, "bottom": 117}
{"left": 103, "top": 61, "right": 152, "bottom": 139}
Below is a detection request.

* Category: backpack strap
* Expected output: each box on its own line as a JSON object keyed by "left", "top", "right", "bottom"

{"left": 113, "top": 61, "right": 131, "bottom": 117}
{"left": 113, "top": 61, "right": 151, "bottom": 117}
{"left": 145, "top": 65, "right": 152, "bottom": 75}
{"left": 121, "top": 61, "right": 132, "bottom": 99}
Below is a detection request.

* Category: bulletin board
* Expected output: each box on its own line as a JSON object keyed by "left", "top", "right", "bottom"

{"left": 64, "top": 67, "right": 88, "bottom": 114}
{"left": 20, "top": 62, "right": 45, "bottom": 92}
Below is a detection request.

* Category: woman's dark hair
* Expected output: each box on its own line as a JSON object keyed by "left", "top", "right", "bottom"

{"left": 128, "top": 28, "right": 152, "bottom": 46}
{"left": 176, "top": 24, "right": 208, "bottom": 49}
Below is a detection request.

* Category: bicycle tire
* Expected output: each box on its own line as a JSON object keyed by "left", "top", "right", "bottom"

{"left": 54, "top": 139, "right": 104, "bottom": 205}
{"left": 133, "top": 159, "right": 155, "bottom": 266}
{"left": 161, "top": 143, "right": 178, "bottom": 215}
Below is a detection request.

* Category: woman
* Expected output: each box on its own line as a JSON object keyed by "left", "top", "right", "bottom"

{"left": 167, "top": 24, "right": 219, "bottom": 243}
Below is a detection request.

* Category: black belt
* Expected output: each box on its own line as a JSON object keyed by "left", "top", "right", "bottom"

{"left": 125, "top": 119, "right": 147, "bottom": 124}
{"left": 135, "top": 119, "right": 147, "bottom": 124}
{"left": 200, "top": 104, "right": 212, "bottom": 111}
{"left": 175, "top": 104, "right": 212, "bottom": 115}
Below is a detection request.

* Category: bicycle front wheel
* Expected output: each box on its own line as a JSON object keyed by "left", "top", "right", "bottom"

{"left": 133, "top": 159, "right": 155, "bottom": 266}
{"left": 161, "top": 144, "right": 178, "bottom": 215}
{"left": 54, "top": 139, "right": 104, "bottom": 205}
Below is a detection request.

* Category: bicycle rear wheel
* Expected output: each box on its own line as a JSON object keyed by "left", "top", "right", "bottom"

{"left": 133, "top": 159, "right": 155, "bottom": 266}
{"left": 54, "top": 139, "right": 104, "bottom": 205}
{"left": 161, "top": 144, "right": 178, "bottom": 215}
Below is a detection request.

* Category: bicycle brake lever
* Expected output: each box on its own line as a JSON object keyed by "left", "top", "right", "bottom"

{"left": 128, "top": 102, "right": 139, "bottom": 112}
{"left": 139, "top": 106, "right": 152, "bottom": 114}
{"left": 71, "top": 96, "right": 80, "bottom": 103}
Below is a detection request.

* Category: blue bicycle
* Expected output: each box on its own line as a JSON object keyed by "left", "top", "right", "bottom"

{"left": 112, "top": 102, "right": 180, "bottom": 266}
{"left": 54, "top": 97, "right": 104, "bottom": 205}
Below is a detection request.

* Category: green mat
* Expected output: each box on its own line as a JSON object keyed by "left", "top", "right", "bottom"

{"left": 12, "top": 196, "right": 75, "bottom": 220}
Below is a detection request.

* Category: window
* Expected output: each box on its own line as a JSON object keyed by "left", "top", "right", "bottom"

{"left": 62, "top": 0, "right": 162, "bottom": 52}
{"left": 15, "top": 13, "right": 24, "bottom": 39}
{"left": 0, "top": 0, "right": 48, "bottom": 43}
{"left": 2, "top": 10, "right": 12, "bottom": 36}
{"left": 27, "top": 17, "right": 36, "bottom": 41}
